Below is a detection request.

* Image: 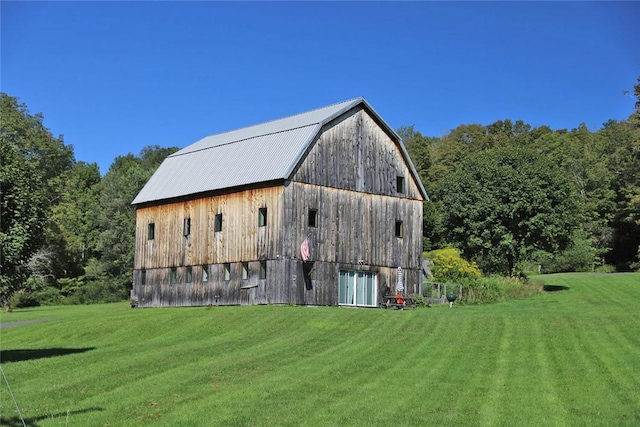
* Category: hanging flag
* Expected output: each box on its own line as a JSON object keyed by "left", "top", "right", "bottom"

{"left": 300, "top": 237, "right": 310, "bottom": 261}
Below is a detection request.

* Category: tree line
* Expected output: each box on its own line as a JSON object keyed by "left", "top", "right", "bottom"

{"left": 2, "top": 80, "right": 639, "bottom": 307}
{"left": 1, "top": 92, "right": 179, "bottom": 308}
{"left": 402, "top": 77, "right": 640, "bottom": 276}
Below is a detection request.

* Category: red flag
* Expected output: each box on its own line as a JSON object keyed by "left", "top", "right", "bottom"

{"left": 300, "top": 237, "right": 310, "bottom": 261}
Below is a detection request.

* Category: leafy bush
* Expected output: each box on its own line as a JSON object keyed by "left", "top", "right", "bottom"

{"left": 423, "top": 248, "right": 541, "bottom": 305}
{"left": 57, "top": 277, "right": 84, "bottom": 296}
{"left": 460, "top": 276, "right": 540, "bottom": 305}
{"left": 10, "top": 291, "right": 40, "bottom": 308}
{"left": 33, "top": 286, "right": 66, "bottom": 306}
{"left": 10, "top": 286, "right": 65, "bottom": 308}
{"left": 424, "top": 248, "right": 481, "bottom": 283}
{"left": 541, "top": 234, "right": 598, "bottom": 273}
{"left": 68, "top": 279, "right": 128, "bottom": 305}
{"left": 412, "top": 294, "right": 426, "bottom": 307}
{"left": 629, "top": 246, "right": 640, "bottom": 272}
{"left": 594, "top": 264, "right": 616, "bottom": 273}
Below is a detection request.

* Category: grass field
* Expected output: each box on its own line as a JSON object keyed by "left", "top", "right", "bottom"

{"left": 1, "top": 273, "right": 639, "bottom": 426}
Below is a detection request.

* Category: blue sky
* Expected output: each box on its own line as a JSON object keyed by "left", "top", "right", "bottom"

{"left": 2, "top": 1, "right": 639, "bottom": 174}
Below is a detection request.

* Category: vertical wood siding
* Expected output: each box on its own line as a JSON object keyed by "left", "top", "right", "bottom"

{"left": 132, "top": 105, "right": 425, "bottom": 307}
{"left": 282, "top": 183, "right": 423, "bottom": 269}
{"left": 134, "top": 186, "right": 284, "bottom": 269}
{"left": 293, "top": 107, "right": 424, "bottom": 201}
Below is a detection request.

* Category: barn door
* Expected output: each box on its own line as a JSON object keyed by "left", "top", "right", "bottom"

{"left": 240, "top": 288, "right": 250, "bottom": 305}
{"left": 240, "top": 285, "right": 258, "bottom": 305}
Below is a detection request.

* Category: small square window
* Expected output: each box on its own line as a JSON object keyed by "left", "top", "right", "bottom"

{"left": 308, "top": 209, "right": 318, "bottom": 227}
{"left": 141, "top": 269, "right": 146, "bottom": 286}
{"left": 259, "top": 208, "right": 267, "bottom": 227}
{"left": 259, "top": 261, "right": 267, "bottom": 279}
{"left": 183, "top": 217, "right": 191, "bottom": 237}
{"left": 147, "top": 223, "right": 155, "bottom": 240}
{"left": 395, "top": 221, "right": 403, "bottom": 238}
{"left": 224, "top": 263, "right": 231, "bottom": 281}
{"left": 214, "top": 213, "right": 223, "bottom": 232}
{"left": 242, "top": 262, "right": 249, "bottom": 280}
{"left": 170, "top": 267, "right": 178, "bottom": 284}
{"left": 202, "top": 265, "right": 209, "bottom": 282}
{"left": 396, "top": 176, "right": 405, "bottom": 194}
{"left": 186, "top": 266, "right": 193, "bottom": 283}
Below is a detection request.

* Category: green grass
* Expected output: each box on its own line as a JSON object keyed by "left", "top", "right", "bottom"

{"left": 1, "top": 273, "right": 639, "bottom": 426}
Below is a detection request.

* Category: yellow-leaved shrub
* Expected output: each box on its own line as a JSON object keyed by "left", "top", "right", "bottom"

{"left": 424, "top": 248, "right": 481, "bottom": 283}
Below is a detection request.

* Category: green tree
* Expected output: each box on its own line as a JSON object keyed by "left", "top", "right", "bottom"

{"left": 0, "top": 93, "right": 72, "bottom": 306}
{"left": 429, "top": 124, "right": 487, "bottom": 184}
{"left": 398, "top": 126, "right": 443, "bottom": 250}
{"left": 0, "top": 135, "right": 48, "bottom": 307}
{"left": 607, "top": 77, "right": 640, "bottom": 268}
{"left": 397, "top": 125, "right": 436, "bottom": 187}
{"left": 94, "top": 146, "right": 178, "bottom": 299}
{"left": 438, "top": 146, "right": 580, "bottom": 275}
{"left": 47, "top": 161, "right": 102, "bottom": 282}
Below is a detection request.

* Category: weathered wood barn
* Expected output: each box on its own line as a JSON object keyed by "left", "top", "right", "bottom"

{"left": 131, "top": 98, "right": 428, "bottom": 307}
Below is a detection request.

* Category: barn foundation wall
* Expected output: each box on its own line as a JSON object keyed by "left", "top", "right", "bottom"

{"left": 132, "top": 259, "right": 421, "bottom": 308}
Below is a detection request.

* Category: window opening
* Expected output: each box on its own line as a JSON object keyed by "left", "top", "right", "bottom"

{"left": 170, "top": 267, "right": 178, "bottom": 284}
{"left": 202, "top": 265, "right": 209, "bottom": 282}
{"left": 242, "top": 262, "right": 249, "bottom": 280}
{"left": 186, "top": 266, "right": 193, "bottom": 283}
{"left": 214, "top": 213, "right": 222, "bottom": 232}
{"left": 259, "top": 261, "right": 267, "bottom": 279}
{"left": 397, "top": 176, "right": 405, "bottom": 194}
{"left": 183, "top": 217, "right": 191, "bottom": 237}
{"left": 395, "top": 221, "right": 403, "bottom": 238}
{"left": 259, "top": 208, "right": 267, "bottom": 227}
{"left": 224, "top": 263, "right": 231, "bottom": 281}
{"left": 308, "top": 209, "right": 318, "bottom": 227}
{"left": 148, "top": 223, "right": 155, "bottom": 240}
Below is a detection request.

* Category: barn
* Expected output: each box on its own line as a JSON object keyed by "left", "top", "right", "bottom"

{"left": 131, "top": 97, "right": 428, "bottom": 307}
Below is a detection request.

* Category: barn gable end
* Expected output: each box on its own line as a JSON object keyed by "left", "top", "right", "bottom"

{"left": 293, "top": 106, "right": 424, "bottom": 200}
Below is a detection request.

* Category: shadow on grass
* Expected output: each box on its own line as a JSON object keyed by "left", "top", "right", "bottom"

{"left": 0, "top": 407, "right": 104, "bottom": 427}
{"left": 543, "top": 285, "right": 570, "bottom": 292}
{"left": 0, "top": 347, "right": 95, "bottom": 363}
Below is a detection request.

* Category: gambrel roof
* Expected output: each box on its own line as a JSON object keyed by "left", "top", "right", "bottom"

{"left": 132, "top": 97, "right": 428, "bottom": 205}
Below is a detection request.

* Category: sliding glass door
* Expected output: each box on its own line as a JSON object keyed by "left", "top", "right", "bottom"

{"left": 339, "top": 270, "right": 377, "bottom": 307}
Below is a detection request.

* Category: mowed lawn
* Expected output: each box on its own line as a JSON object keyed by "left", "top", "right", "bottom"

{"left": 1, "top": 273, "right": 639, "bottom": 426}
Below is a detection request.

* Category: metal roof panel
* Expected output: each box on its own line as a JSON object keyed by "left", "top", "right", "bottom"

{"left": 132, "top": 125, "right": 318, "bottom": 204}
{"left": 174, "top": 98, "right": 362, "bottom": 156}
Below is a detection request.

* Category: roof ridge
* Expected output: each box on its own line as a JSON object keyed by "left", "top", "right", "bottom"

{"left": 196, "top": 97, "right": 363, "bottom": 141}
{"left": 169, "top": 123, "right": 319, "bottom": 158}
